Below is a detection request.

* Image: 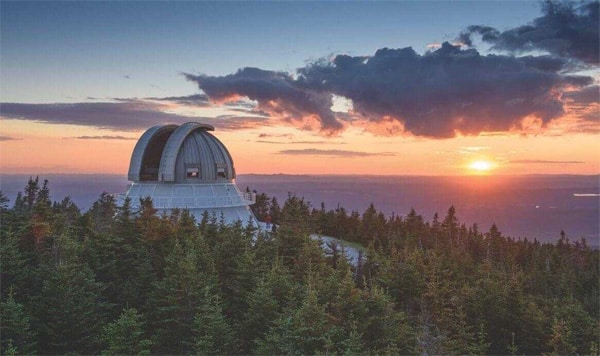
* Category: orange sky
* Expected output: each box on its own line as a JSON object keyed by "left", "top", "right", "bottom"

{"left": 1, "top": 118, "right": 598, "bottom": 176}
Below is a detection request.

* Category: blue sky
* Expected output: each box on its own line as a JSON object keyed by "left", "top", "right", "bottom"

{"left": 1, "top": 1, "right": 540, "bottom": 102}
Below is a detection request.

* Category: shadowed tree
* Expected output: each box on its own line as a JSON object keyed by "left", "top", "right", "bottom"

{"left": 0, "top": 291, "right": 37, "bottom": 355}
{"left": 34, "top": 257, "right": 107, "bottom": 354}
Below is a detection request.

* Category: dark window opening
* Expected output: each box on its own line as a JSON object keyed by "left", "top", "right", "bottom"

{"left": 187, "top": 167, "right": 199, "bottom": 178}
{"left": 217, "top": 167, "right": 226, "bottom": 179}
{"left": 140, "top": 128, "right": 176, "bottom": 181}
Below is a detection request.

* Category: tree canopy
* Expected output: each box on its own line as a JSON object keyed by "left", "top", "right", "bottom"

{"left": 0, "top": 178, "right": 598, "bottom": 355}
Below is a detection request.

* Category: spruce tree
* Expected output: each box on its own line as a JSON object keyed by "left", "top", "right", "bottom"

{"left": 34, "top": 261, "right": 107, "bottom": 354}
{"left": 146, "top": 237, "right": 217, "bottom": 354}
{"left": 101, "top": 308, "right": 152, "bottom": 355}
{"left": 257, "top": 286, "right": 333, "bottom": 355}
{"left": 193, "top": 291, "right": 236, "bottom": 355}
{"left": 0, "top": 291, "right": 37, "bottom": 355}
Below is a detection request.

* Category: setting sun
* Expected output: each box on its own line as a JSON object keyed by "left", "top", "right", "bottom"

{"left": 469, "top": 160, "right": 493, "bottom": 173}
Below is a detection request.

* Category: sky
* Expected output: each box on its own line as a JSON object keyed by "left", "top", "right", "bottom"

{"left": 1, "top": 1, "right": 599, "bottom": 176}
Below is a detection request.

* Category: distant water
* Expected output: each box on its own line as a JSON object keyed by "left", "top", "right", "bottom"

{"left": 1, "top": 174, "right": 598, "bottom": 246}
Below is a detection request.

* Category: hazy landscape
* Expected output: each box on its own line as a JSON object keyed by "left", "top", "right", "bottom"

{"left": 2, "top": 173, "right": 597, "bottom": 246}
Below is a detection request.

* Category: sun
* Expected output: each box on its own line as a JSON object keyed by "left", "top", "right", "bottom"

{"left": 468, "top": 160, "right": 493, "bottom": 174}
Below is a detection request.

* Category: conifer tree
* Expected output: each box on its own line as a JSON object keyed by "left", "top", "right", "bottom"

{"left": 342, "top": 323, "right": 365, "bottom": 355}
{"left": 193, "top": 291, "right": 236, "bottom": 355}
{"left": 146, "top": 237, "right": 217, "bottom": 354}
{"left": 101, "top": 308, "right": 152, "bottom": 355}
{"left": 34, "top": 260, "right": 107, "bottom": 354}
{"left": 239, "top": 275, "right": 282, "bottom": 353}
{"left": 114, "top": 197, "right": 155, "bottom": 310}
{"left": 257, "top": 285, "right": 334, "bottom": 355}
{"left": 0, "top": 231, "right": 31, "bottom": 298}
{"left": 548, "top": 319, "right": 577, "bottom": 355}
{"left": 274, "top": 195, "right": 312, "bottom": 267}
{"left": 0, "top": 291, "right": 37, "bottom": 355}
{"left": 358, "top": 284, "right": 414, "bottom": 354}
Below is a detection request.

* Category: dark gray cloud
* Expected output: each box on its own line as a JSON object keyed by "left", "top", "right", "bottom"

{"left": 459, "top": 1, "right": 599, "bottom": 65}
{"left": 187, "top": 41, "right": 595, "bottom": 138}
{"left": 0, "top": 101, "right": 192, "bottom": 131}
{"left": 510, "top": 159, "right": 585, "bottom": 164}
{"left": 69, "top": 135, "right": 138, "bottom": 140}
{"left": 185, "top": 67, "right": 343, "bottom": 134}
{"left": 563, "top": 85, "right": 599, "bottom": 104}
{"left": 0, "top": 135, "right": 21, "bottom": 141}
{"left": 278, "top": 148, "right": 395, "bottom": 157}
{"left": 0, "top": 100, "right": 265, "bottom": 132}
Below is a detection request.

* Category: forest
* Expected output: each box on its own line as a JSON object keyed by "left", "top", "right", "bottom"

{"left": 1, "top": 177, "right": 598, "bottom": 355}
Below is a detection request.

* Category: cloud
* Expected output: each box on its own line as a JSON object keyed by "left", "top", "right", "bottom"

{"left": 68, "top": 135, "right": 138, "bottom": 140}
{"left": 187, "top": 41, "right": 595, "bottom": 138}
{"left": 213, "top": 115, "right": 271, "bottom": 131}
{"left": 0, "top": 135, "right": 21, "bottom": 141}
{"left": 185, "top": 67, "right": 344, "bottom": 134}
{"left": 4, "top": 0, "right": 597, "bottom": 141}
{"left": 510, "top": 159, "right": 585, "bottom": 164}
{"left": 145, "top": 94, "right": 210, "bottom": 107}
{"left": 457, "top": 146, "right": 489, "bottom": 154}
{"left": 459, "top": 1, "right": 599, "bottom": 65}
{"left": 0, "top": 100, "right": 267, "bottom": 132}
{"left": 257, "top": 140, "right": 339, "bottom": 145}
{"left": 563, "top": 85, "right": 600, "bottom": 105}
{"left": 258, "top": 133, "right": 294, "bottom": 139}
{"left": 0, "top": 101, "right": 192, "bottom": 131}
{"left": 255, "top": 133, "right": 343, "bottom": 144}
{"left": 278, "top": 148, "right": 395, "bottom": 157}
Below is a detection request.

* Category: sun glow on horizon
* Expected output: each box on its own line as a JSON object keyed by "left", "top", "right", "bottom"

{"left": 468, "top": 160, "right": 494, "bottom": 174}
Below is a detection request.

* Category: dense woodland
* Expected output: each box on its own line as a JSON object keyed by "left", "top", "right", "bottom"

{"left": 1, "top": 177, "right": 598, "bottom": 355}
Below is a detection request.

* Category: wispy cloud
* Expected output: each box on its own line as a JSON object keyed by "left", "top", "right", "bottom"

{"left": 0, "top": 101, "right": 191, "bottom": 131}
{"left": 0, "top": 100, "right": 268, "bottom": 132}
{"left": 145, "top": 94, "right": 210, "bottom": 107}
{"left": 0, "top": 135, "right": 22, "bottom": 141}
{"left": 510, "top": 159, "right": 585, "bottom": 164}
{"left": 258, "top": 133, "right": 294, "bottom": 139}
{"left": 458, "top": 146, "right": 489, "bottom": 154}
{"left": 68, "top": 135, "right": 138, "bottom": 140}
{"left": 213, "top": 115, "right": 270, "bottom": 131}
{"left": 257, "top": 140, "right": 341, "bottom": 145}
{"left": 278, "top": 148, "right": 395, "bottom": 157}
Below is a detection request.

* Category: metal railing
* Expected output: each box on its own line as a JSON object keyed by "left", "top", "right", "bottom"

{"left": 243, "top": 192, "right": 256, "bottom": 204}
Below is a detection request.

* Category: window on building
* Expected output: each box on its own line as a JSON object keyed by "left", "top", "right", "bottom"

{"left": 187, "top": 167, "right": 199, "bottom": 178}
{"left": 217, "top": 167, "right": 226, "bottom": 179}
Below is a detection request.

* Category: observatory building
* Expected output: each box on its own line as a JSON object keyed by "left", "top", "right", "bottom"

{"left": 123, "top": 122, "right": 258, "bottom": 225}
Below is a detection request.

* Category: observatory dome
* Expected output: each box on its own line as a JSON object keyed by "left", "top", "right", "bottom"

{"left": 128, "top": 122, "right": 235, "bottom": 183}
{"left": 122, "top": 122, "right": 258, "bottom": 226}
